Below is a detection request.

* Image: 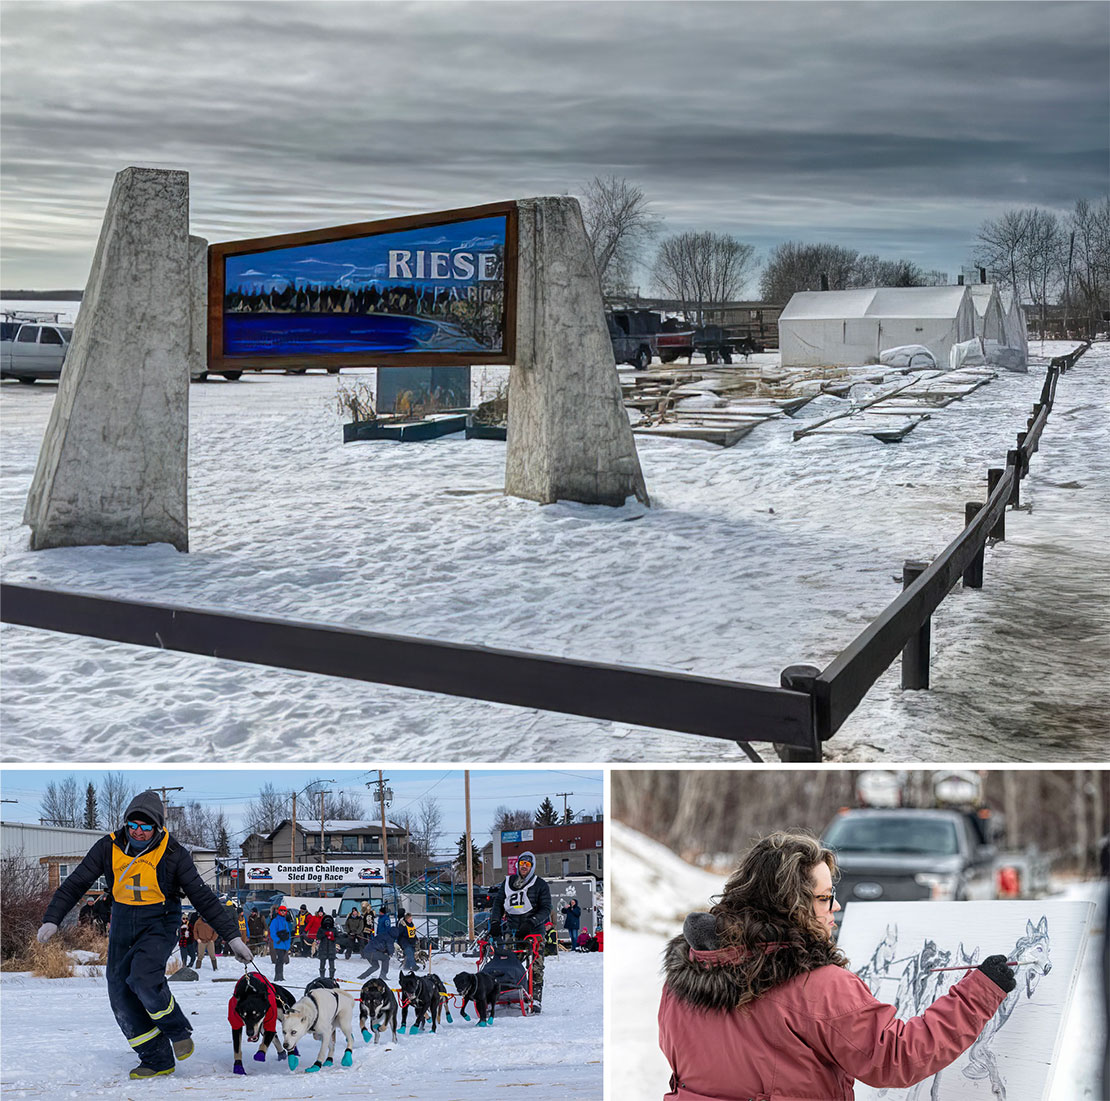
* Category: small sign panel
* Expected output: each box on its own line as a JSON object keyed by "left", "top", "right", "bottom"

{"left": 243, "top": 862, "right": 387, "bottom": 885}
{"left": 208, "top": 202, "right": 517, "bottom": 371}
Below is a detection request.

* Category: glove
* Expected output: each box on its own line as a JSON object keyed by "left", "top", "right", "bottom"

{"left": 977, "top": 954, "right": 1016, "bottom": 993}
{"left": 37, "top": 922, "right": 59, "bottom": 944}
{"left": 228, "top": 936, "right": 254, "bottom": 964}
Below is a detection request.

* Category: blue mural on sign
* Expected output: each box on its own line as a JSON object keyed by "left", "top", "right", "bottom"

{"left": 222, "top": 215, "right": 507, "bottom": 358}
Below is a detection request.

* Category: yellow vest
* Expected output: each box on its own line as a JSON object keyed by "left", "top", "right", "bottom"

{"left": 111, "top": 832, "right": 170, "bottom": 906}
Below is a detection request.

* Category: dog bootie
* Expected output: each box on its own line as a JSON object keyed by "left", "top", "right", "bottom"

{"left": 129, "top": 1064, "right": 174, "bottom": 1080}
{"left": 253, "top": 1051, "right": 266, "bottom": 1062}
{"left": 172, "top": 1037, "right": 194, "bottom": 1061}
{"left": 305, "top": 1063, "right": 320, "bottom": 1074}
{"left": 460, "top": 1012, "right": 470, "bottom": 1021}
{"left": 361, "top": 1028, "right": 371, "bottom": 1042}
{"left": 341, "top": 1051, "right": 353, "bottom": 1067}
{"left": 323, "top": 1058, "right": 333, "bottom": 1067}
{"left": 287, "top": 1054, "right": 299, "bottom": 1071}
{"left": 396, "top": 1025, "right": 406, "bottom": 1034}
{"left": 233, "top": 1064, "right": 246, "bottom": 1075}
{"left": 445, "top": 1012, "right": 453, "bottom": 1023}
{"left": 478, "top": 1019, "right": 488, "bottom": 1028}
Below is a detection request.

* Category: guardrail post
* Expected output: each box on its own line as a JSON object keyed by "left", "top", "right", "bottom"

{"left": 1007, "top": 450, "right": 1021, "bottom": 507}
{"left": 1016, "top": 431, "right": 1029, "bottom": 477}
{"left": 775, "top": 665, "right": 822, "bottom": 762}
{"left": 901, "top": 561, "right": 930, "bottom": 690}
{"left": 963, "top": 503, "right": 985, "bottom": 588}
{"left": 987, "top": 469, "right": 1005, "bottom": 540}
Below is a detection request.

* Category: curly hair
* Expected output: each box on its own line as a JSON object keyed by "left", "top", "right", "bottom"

{"left": 710, "top": 831, "right": 848, "bottom": 1007}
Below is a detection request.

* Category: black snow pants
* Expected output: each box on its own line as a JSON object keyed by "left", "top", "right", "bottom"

{"left": 107, "top": 903, "right": 192, "bottom": 1071}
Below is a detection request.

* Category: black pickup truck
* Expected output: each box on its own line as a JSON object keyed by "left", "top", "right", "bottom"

{"left": 607, "top": 309, "right": 659, "bottom": 369}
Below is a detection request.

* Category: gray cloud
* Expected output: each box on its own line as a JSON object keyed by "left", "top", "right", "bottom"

{"left": 1, "top": 0, "right": 1106, "bottom": 286}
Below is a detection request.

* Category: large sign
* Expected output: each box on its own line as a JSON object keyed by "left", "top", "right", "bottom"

{"left": 500, "top": 829, "right": 534, "bottom": 843}
{"left": 243, "top": 862, "right": 387, "bottom": 885}
{"left": 207, "top": 201, "right": 518, "bottom": 372}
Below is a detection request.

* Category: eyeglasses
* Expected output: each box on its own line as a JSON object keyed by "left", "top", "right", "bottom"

{"left": 813, "top": 889, "right": 837, "bottom": 911}
{"left": 126, "top": 821, "right": 155, "bottom": 833}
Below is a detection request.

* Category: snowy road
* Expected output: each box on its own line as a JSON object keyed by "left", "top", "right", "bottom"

{"left": 0, "top": 949, "right": 601, "bottom": 1098}
{"left": 1, "top": 327, "right": 1105, "bottom": 761}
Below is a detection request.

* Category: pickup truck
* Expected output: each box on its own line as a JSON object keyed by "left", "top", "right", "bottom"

{"left": 0, "top": 319, "right": 73, "bottom": 383}
{"left": 607, "top": 309, "right": 659, "bottom": 370}
{"left": 822, "top": 808, "right": 996, "bottom": 922}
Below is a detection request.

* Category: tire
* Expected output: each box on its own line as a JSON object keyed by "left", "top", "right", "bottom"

{"left": 705, "top": 349, "right": 720, "bottom": 365}
{"left": 634, "top": 346, "right": 651, "bottom": 370}
{"left": 191, "top": 372, "right": 209, "bottom": 383}
{"left": 660, "top": 351, "right": 680, "bottom": 364}
{"left": 721, "top": 351, "right": 732, "bottom": 364}
{"left": 327, "top": 366, "right": 340, "bottom": 375}
{"left": 221, "top": 371, "right": 242, "bottom": 381}
{"left": 17, "top": 377, "right": 37, "bottom": 385}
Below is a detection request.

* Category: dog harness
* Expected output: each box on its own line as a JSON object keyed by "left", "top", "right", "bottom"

{"left": 228, "top": 973, "right": 279, "bottom": 1032}
{"left": 111, "top": 832, "right": 170, "bottom": 906}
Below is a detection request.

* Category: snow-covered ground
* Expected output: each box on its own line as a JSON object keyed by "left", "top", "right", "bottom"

{"left": 609, "top": 820, "right": 1108, "bottom": 1101}
{"left": 1, "top": 307, "right": 1105, "bottom": 760}
{"left": 0, "top": 946, "right": 601, "bottom": 1098}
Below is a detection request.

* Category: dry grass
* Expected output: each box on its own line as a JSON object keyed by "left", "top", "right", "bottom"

{"left": 335, "top": 379, "right": 377, "bottom": 423}
{"left": 25, "top": 941, "right": 75, "bottom": 978}
{"left": 165, "top": 956, "right": 182, "bottom": 977}
{"left": 0, "top": 926, "right": 108, "bottom": 975}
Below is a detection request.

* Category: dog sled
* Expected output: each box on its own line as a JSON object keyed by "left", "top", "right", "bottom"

{"left": 475, "top": 934, "right": 542, "bottom": 1016}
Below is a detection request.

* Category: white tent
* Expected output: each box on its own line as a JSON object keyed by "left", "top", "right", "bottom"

{"left": 778, "top": 286, "right": 976, "bottom": 369}
{"left": 967, "top": 283, "right": 1006, "bottom": 343}
{"left": 999, "top": 288, "right": 1029, "bottom": 360}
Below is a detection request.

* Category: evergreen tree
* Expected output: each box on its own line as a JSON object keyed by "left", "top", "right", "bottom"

{"left": 534, "top": 798, "right": 558, "bottom": 827}
{"left": 454, "top": 834, "right": 482, "bottom": 878}
{"left": 83, "top": 783, "right": 99, "bottom": 830}
{"left": 562, "top": 806, "right": 576, "bottom": 825}
{"left": 215, "top": 824, "right": 231, "bottom": 858}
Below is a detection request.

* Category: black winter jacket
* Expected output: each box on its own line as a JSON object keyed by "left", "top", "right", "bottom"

{"left": 43, "top": 829, "right": 239, "bottom": 943}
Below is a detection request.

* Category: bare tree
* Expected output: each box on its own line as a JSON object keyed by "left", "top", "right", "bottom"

{"left": 653, "top": 232, "right": 759, "bottom": 324}
{"left": 759, "top": 242, "right": 858, "bottom": 303}
{"left": 974, "top": 208, "right": 1034, "bottom": 298}
{"left": 98, "top": 772, "right": 135, "bottom": 828}
{"left": 849, "top": 255, "right": 927, "bottom": 289}
{"left": 40, "top": 777, "right": 81, "bottom": 827}
{"left": 326, "top": 790, "right": 366, "bottom": 820}
{"left": 244, "top": 782, "right": 292, "bottom": 837}
{"left": 414, "top": 797, "right": 444, "bottom": 863}
{"left": 581, "top": 176, "right": 659, "bottom": 294}
{"left": 1023, "top": 208, "right": 1065, "bottom": 338}
{"left": 491, "top": 806, "right": 534, "bottom": 834}
{"left": 1067, "top": 196, "right": 1110, "bottom": 337}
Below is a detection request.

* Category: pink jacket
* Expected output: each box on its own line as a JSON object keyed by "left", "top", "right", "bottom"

{"left": 659, "top": 931, "right": 1006, "bottom": 1101}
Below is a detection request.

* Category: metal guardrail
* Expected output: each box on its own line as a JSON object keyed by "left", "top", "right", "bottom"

{"left": 0, "top": 343, "right": 1091, "bottom": 761}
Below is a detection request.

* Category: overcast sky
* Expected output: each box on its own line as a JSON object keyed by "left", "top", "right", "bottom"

{"left": 1, "top": 1, "right": 1106, "bottom": 290}
{"left": 0, "top": 767, "right": 603, "bottom": 850}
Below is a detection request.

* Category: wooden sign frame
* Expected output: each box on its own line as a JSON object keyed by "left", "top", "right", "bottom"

{"left": 207, "top": 200, "right": 518, "bottom": 372}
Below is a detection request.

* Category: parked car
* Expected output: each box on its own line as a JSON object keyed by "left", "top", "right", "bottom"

{"left": 0, "top": 319, "right": 73, "bottom": 382}
{"left": 822, "top": 808, "right": 996, "bottom": 923}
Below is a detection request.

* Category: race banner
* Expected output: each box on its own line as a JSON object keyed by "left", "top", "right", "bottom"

{"left": 242, "top": 862, "right": 387, "bottom": 885}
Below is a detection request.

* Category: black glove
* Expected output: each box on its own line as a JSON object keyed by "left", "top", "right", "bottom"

{"left": 977, "top": 954, "right": 1016, "bottom": 993}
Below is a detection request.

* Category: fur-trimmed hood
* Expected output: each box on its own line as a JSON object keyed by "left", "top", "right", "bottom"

{"left": 663, "top": 911, "right": 832, "bottom": 1013}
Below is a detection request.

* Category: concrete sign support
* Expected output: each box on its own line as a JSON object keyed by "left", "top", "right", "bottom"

{"left": 188, "top": 234, "right": 207, "bottom": 382}
{"left": 506, "top": 196, "right": 649, "bottom": 507}
{"left": 24, "top": 166, "right": 191, "bottom": 552}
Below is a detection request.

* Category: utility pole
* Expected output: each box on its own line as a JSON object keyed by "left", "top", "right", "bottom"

{"left": 153, "top": 786, "right": 184, "bottom": 805}
{"left": 289, "top": 791, "right": 298, "bottom": 898}
{"left": 555, "top": 791, "right": 575, "bottom": 822}
{"left": 377, "top": 771, "right": 390, "bottom": 872}
{"left": 464, "top": 770, "right": 475, "bottom": 940}
{"left": 319, "top": 788, "right": 326, "bottom": 863}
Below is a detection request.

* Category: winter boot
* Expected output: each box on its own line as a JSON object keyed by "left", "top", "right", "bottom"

{"left": 172, "top": 1037, "right": 194, "bottom": 1061}
{"left": 129, "top": 1064, "right": 174, "bottom": 1080}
